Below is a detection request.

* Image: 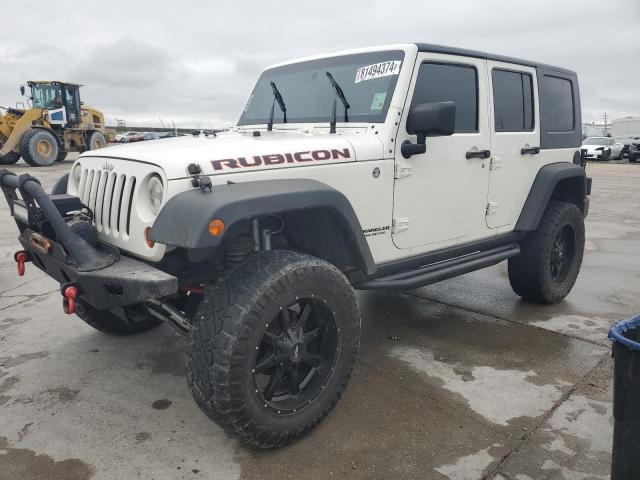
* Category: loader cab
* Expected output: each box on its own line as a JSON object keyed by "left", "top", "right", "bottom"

{"left": 28, "top": 81, "right": 82, "bottom": 127}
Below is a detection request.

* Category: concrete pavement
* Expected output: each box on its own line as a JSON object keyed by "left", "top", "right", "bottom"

{"left": 0, "top": 159, "right": 637, "bottom": 479}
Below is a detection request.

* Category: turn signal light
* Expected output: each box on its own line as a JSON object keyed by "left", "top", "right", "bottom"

{"left": 144, "top": 227, "right": 155, "bottom": 247}
{"left": 208, "top": 219, "right": 225, "bottom": 237}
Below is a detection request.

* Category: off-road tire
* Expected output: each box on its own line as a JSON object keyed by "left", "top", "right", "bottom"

{"left": 86, "top": 131, "right": 107, "bottom": 151}
{"left": 20, "top": 128, "right": 60, "bottom": 166}
{"left": 75, "top": 299, "right": 161, "bottom": 335}
{"left": 187, "top": 250, "right": 361, "bottom": 449}
{"left": 0, "top": 152, "right": 20, "bottom": 165}
{"left": 56, "top": 150, "right": 68, "bottom": 162}
{"left": 508, "top": 201, "right": 585, "bottom": 304}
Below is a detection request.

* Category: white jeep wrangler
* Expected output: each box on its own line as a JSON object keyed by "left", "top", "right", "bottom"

{"left": 0, "top": 43, "right": 590, "bottom": 448}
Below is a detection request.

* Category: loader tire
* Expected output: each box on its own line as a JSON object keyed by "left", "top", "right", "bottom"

{"left": 56, "top": 150, "right": 68, "bottom": 162}
{"left": 20, "top": 129, "right": 59, "bottom": 167}
{"left": 86, "top": 131, "right": 107, "bottom": 151}
{"left": 0, "top": 152, "right": 20, "bottom": 165}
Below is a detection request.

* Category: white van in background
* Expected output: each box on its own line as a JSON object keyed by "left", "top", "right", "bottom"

{"left": 611, "top": 117, "right": 640, "bottom": 154}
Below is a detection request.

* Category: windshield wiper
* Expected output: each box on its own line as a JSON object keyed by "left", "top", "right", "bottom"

{"left": 325, "top": 71, "right": 350, "bottom": 134}
{"left": 267, "top": 81, "right": 287, "bottom": 131}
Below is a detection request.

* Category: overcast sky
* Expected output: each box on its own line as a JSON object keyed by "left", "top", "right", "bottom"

{"left": 1, "top": 0, "right": 638, "bottom": 128}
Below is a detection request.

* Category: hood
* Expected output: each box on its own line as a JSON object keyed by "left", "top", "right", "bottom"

{"left": 80, "top": 129, "right": 384, "bottom": 179}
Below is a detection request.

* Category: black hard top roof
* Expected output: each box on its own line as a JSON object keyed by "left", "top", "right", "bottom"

{"left": 415, "top": 43, "right": 576, "bottom": 76}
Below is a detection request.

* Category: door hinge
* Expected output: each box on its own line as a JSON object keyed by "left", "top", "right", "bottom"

{"left": 394, "top": 163, "right": 412, "bottom": 179}
{"left": 486, "top": 202, "right": 499, "bottom": 215}
{"left": 392, "top": 217, "right": 410, "bottom": 234}
{"left": 489, "top": 157, "right": 501, "bottom": 170}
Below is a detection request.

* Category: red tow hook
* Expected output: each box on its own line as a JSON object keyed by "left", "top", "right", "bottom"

{"left": 62, "top": 286, "right": 78, "bottom": 315}
{"left": 14, "top": 251, "right": 31, "bottom": 277}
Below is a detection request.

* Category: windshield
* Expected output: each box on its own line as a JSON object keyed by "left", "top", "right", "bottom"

{"left": 583, "top": 137, "right": 610, "bottom": 145}
{"left": 31, "top": 84, "right": 62, "bottom": 110}
{"left": 238, "top": 50, "right": 405, "bottom": 126}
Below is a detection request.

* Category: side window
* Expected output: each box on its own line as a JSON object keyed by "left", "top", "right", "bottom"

{"left": 541, "top": 75, "right": 574, "bottom": 132}
{"left": 492, "top": 69, "right": 534, "bottom": 132}
{"left": 411, "top": 62, "right": 478, "bottom": 133}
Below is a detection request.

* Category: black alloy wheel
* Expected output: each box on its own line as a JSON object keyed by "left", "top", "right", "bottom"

{"left": 549, "top": 224, "right": 576, "bottom": 283}
{"left": 253, "top": 296, "right": 339, "bottom": 414}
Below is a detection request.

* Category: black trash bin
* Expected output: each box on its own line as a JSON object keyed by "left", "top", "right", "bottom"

{"left": 609, "top": 316, "right": 640, "bottom": 480}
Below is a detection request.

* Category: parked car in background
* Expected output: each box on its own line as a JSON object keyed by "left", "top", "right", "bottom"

{"left": 628, "top": 138, "right": 640, "bottom": 163}
{"left": 125, "top": 132, "right": 145, "bottom": 143}
{"left": 142, "top": 132, "right": 159, "bottom": 141}
{"left": 118, "top": 131, "right": 142, "bottom": 143}
{"left": 581, "top": 136, "right": 624, "bottom": 160}
{"left": 155, "top": 131, "right": 176, "bottom": 139}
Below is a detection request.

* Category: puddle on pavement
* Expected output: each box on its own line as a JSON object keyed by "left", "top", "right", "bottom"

{"left": 0, "top": 436, "right": 94, "bottom": 480}
{"left": 0, "top": 351, "right": 49, "bottom": 368}
{"left": 141, "top": 334, "right": 189, "bottom": 377}
{"left": 531, "top": 315, "right": 611, "bottom": 344}
{"left": 390, "top": 346, "right": 564, "bottom": 426}
{"left": 435, "top": 444, "right": 502, "bottom": 480}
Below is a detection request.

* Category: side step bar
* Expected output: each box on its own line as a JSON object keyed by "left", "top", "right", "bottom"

{"left": 356, "top": 243, "right": 520, "bottom": 290}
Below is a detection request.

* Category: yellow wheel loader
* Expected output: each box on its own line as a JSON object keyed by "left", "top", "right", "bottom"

{"left": 0, "top": 81, "right": 115, "bottom": 166}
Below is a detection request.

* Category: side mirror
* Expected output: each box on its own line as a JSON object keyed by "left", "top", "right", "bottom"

{"left": 19, "top": 85, "right": 25, "bottom": 96}
{"left": 402, "top": 101, "right": 456, "bottom": 158}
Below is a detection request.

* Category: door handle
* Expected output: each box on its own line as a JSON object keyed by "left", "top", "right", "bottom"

{"left": 521, "top": 146, "right": 540, "bottom": 155}
{"left": 466, "top": 150, "right": 491, "bottom": 159}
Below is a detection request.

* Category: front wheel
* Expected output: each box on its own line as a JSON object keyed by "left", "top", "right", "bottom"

{"left": 187, "top": 250, "right": 361, "bottom": 449}
{"left": 86, "top": 131, "right": 107, "bottom": 151}
{"left": 20, "top": 128, "right": 59, "bottom": 166}
{"left": 508, "top": 201, "right": 585, "bottom": 304}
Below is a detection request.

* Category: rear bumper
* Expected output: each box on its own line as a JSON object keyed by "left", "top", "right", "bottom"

{"left": 0, "top": 169, "right": 177, "bottom": 310}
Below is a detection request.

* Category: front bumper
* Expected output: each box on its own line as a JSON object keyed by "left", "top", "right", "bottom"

{"left": 0, "top": 170, "right": 177, "bottom": 310}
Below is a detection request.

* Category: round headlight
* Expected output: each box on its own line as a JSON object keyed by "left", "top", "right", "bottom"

{"left": 148, "top": 175, "right": 164, "bottom": 215}
{"left": 72, "top": 164, "right": 82, "bottom": 187}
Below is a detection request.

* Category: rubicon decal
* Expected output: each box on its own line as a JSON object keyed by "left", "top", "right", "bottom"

{"left": 211, "top": 148, "right": 351, "bottom": 171}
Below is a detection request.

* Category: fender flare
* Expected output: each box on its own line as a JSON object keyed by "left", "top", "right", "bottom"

{"left": 515, "top": 162, "right": 587, "bottom": 231}
{"left": 151, "top": 178, "right": 376, "bottom": 275}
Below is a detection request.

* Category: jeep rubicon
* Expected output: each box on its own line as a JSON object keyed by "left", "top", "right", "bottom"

{"left": 0, "top": 43, "right": 590, "bottom": 448}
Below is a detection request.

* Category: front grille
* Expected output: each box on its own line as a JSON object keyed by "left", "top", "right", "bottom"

{"left": 77, "top": 168, "right": 137, "bottom": 238}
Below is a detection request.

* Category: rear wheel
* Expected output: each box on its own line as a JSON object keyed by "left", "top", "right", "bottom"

{"left": 86, "top": 131, "right": 107, "bottom": 151}
{"left": 0, "top": 152, "right": 20, "bottom": 165}
{"left": 188, "top": 250, "right": 361, "bottom": 448}
{"left": 508, "top": 201, "right": 585, "bottom": 304}
{"left": 56, "top": 150, "right": 68, "bottom": 162}
{"left": 20, "top": 128, "right": 59, "bottom": 166}
{"left": 75, "top": 300, "right": 161, "bottom": 335}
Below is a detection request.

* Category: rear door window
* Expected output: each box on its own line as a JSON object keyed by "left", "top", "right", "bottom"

{"left": 492, "top": 69, "right": 534, "bottom": 132}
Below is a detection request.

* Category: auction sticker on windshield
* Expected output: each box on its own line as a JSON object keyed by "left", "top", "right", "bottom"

{"left": 355, "top": 61, "right": 402, "bottom": 84}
